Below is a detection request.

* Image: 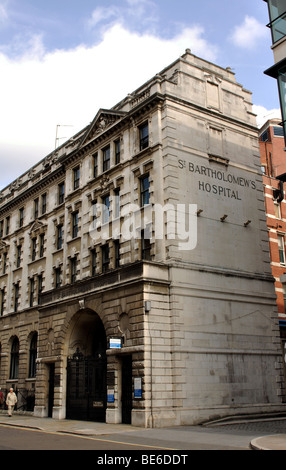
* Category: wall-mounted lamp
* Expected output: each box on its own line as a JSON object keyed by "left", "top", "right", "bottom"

{"left": 220, "top": 215, "right": 228, "bottom": 222}
{"left": 196, "top": 209, "right": 203, "bottom": 217}
{"left": 244, "top": 220, "right": 251, "bottom": 227}
{"left": 145, "top": 301, "right": 151, "bottom": 313}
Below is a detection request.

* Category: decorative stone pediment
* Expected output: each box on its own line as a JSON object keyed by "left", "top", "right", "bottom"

{"left": 0, "top": 240, "right": 8, "bottom": 252}
{"left": 204, "top": 73, "right": 222, "bottom": 85}
{"left": 80, "top": 109, "right": 126, "bottom": 148}
{"left": 29, "top": 219, "right": 47, "bottom": 236}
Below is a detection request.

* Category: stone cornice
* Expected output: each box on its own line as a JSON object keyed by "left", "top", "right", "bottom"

{"left": 0, "top": 166, "right": 65, "bottom": 215}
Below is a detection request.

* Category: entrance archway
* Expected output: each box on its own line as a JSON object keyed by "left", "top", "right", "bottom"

{"left": 66, "top": 310, "right": 107, "bottom": 422}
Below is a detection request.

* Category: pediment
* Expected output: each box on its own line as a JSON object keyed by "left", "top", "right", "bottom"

{"left": 29, "top": 219, "right": 47, "bottom": 234}
{"left": 80, "top": 109, "right": 126, "bottom": 148}
{"left": 0, "top": 240, "right": 8, "bottom": 251}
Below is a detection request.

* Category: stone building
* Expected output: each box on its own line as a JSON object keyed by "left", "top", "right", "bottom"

{"left": 0, "top": 50, "right": 284, "bottom": 427}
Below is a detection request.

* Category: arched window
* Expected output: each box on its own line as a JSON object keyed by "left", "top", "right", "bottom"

{"left": 10, "top": 337, "right": 19, "bottom": 379}
{"left": 29, "top": 333, "right": 37, "bottom": 378}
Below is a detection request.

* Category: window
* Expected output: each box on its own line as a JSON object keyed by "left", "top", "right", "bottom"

{"left": 140, "top": 174, "right": 150, "bottom": 206}
{"left": 31, "top": 238, "right": 37, "bottom": 261}
{"left": 41, "top": 193, "right": 47, "bottom": 215}
{"left": 57, "top": 224, "right": 63, "bottom": 250}
{"left": 73, "top": 166, "right": 80, "bottom": 190}
{"left": 10, "top": 337, "right": 19, "bottom": 379}
{"left": 29, "top": 333, "right": 37, "bottom": 378}
{"left": 103, "top": 146, "right": 110, "bottom": 172}
{"left": 58, "top": 182, "right": 65, "bottom": 205}
{"left": 102, "top": 195, "right": 110, "bottom": 224}
{"left": 139, "top": 122, "right": 149, "bottom": 150}
{"left": 55, "top": 267, "right": 62, "bottom": 288}
{"left": 70, "top": 257, "right": 77, "bottom": 284}
{"left": 72, "top": 211, "right": 79, "bottom": 238}
{"left": 274, "top": 201, "right": 281, "bottom": 219}
{"left": 37, "top": 274, "right": 43, "bottom": 304}
{"left": 16, "top": 245, "right": 21, "bottom": 268}
{"left": 278, "top": 67, "right": 286, "bottom": 142}
{"left": 39, "top": 234, "right": 45, "bottom": 258}
{"left": 29, "top": 278, "right": 34, "bottom": 307}
{"left": 102, "top": 244, "right": 109, "bottom": 273}
{"left": 2, "top": 252, "right": 7, "bottom": 274}
{"left": 114, "top": 240, "right": 120, "bottom": 268}
{"left": 273, "top": 126, "right": 284, "bottom": 137}
{"left": 278, "top": 234, "right": 286, "bottom": 264}
{"left": 93, "top": 153, "right": 98, "bottom": 178}
{"left": 0, "top": 289, "right": 5, "bottom": 316}
{"left": 141, "top": 227, "right": 151, "bottom": 260}
{"left": 14, "top": 283, "right": 20, "bottom": 313}
{"left": 114, "top": 188, "right": 120, "bottom": 219}
{"left": 91, "top": 200, "right": 98, "bottom": 230}
{"left": 267, "top": 0, "right": 286, "bottom": 43}
{"left": 91, "top": 249, "right": 97, "bottom": 276}
{"left": 260, "top": 130, "right": 269, "bottom": 142}
{"left": 34, "top": 198, "right": 39, "bottom": 219}
{"left": 0, "top": 220, "right": 3, "bottom": 237}
{"left": 115, "top": 139, "right": 120, "bottom": 164}
{"left": 19, "top": 208, "right": 24, "bottom": 228}
{"left": 5, "top": 216, "right": 10, "bottom": 236}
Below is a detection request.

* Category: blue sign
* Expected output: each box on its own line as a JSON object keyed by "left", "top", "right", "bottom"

{"left": 110, "top": 338, "right": 121, "bottom": 349}
{"left": 134, "top": 378, "right": 142, "bottom": 399}
{"left": 107, "top": 389, "right": 115, "bottom": 403}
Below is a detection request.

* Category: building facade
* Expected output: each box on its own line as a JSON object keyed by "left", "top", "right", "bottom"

{"left": 0, "top": 50, "right": 284, "bottom": 427}
{"left": 260, "top": 119, "right": 286, "bottom": 320}
{"left": 259, "top": 118, "right": 286, "bottom": 387}
{"left": 264, "top": 0, "right": 286, "bottom": 143}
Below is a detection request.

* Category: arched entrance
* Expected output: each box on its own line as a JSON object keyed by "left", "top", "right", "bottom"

{"left": 66, "top": 310, "right": 107, "bottom": 422}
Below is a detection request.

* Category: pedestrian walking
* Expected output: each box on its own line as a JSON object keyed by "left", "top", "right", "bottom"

{"left": 6, "top": 388, "right": 17, "bottom": 417}
{"left": 0, "top": 388, "right": 3, "bottom": 409}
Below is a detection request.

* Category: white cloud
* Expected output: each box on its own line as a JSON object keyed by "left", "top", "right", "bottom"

{"left": 88, "top": 0, "right": 158, "bottom": 34}
{"left": 230, "top": 15, "right": 268, "bottom": 49}
{"left": 253, "top": 105, "right": 281, "bottom": 128}
{"left": 0, "top": 23, "right": 218, "bottom": 189}
{"left": 88, "top": 6, "right": 119, "bottom": 28}
{"left": 0, "top": 2, "right": 8, "bottom": 23}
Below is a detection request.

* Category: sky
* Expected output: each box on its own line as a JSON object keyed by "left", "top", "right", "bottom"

{"left": 0, "top": 0, "right": 281, "bottom": 189}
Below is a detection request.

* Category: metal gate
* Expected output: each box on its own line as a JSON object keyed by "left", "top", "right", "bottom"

{"left": 66, "top": 349, "right": 107, "bottom": 422}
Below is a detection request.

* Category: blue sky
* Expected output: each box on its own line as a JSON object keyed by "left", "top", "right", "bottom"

{"left": 0, "top": 0, "right": 280, "bottom": 189}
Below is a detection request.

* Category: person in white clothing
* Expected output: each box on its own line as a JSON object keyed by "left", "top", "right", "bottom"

{"left": 6, "top": 388, "right": 17, "bottom": 417}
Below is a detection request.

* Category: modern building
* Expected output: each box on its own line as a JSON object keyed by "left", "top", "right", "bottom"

{"left": 263, "top": 0, "right": 286, "bottom": 386}
{"left": 0, "top": 50, "right": 284, "bottom": 428}
{"left": 264, "top": 0, "right": 286, "bottom": 143}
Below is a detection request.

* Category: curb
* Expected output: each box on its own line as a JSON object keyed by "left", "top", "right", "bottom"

{"left": 250, "top": 435, "right": 286, "bottom": 451}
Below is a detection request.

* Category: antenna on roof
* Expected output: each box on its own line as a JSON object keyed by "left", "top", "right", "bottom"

{"left": 55, "top": 124, "right": 74, "bottom": 149}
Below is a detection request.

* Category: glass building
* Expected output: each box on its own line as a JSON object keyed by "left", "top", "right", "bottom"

{"left": 264, "top": 0, "right": 286, "bottom": 144}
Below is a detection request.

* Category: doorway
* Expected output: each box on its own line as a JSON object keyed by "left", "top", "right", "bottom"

{"left": 66, "top": 352, "right": 107, "bottom": 421}
{"left": 48, "top": 363, "right": 55, "bottom": 418}
{"left": 121, "top": 355, "right": 132, "bottom": 424}
{"left": 66, "top": 310, "right": 107, "bottom": 422}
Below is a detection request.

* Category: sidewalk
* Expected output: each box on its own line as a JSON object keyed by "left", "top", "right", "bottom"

{"left": 0, "top": 413, "right": 137, "bottom": 436}
{"left": 0, "top": 412, "right": 286, "bottom": 450}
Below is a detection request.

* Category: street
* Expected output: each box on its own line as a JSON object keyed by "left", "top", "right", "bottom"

{"left": 1, "top": 417, "right": 286, "bottom": 451}
{"left": 0, "top": 425, "right": 158, "bottom": 451}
